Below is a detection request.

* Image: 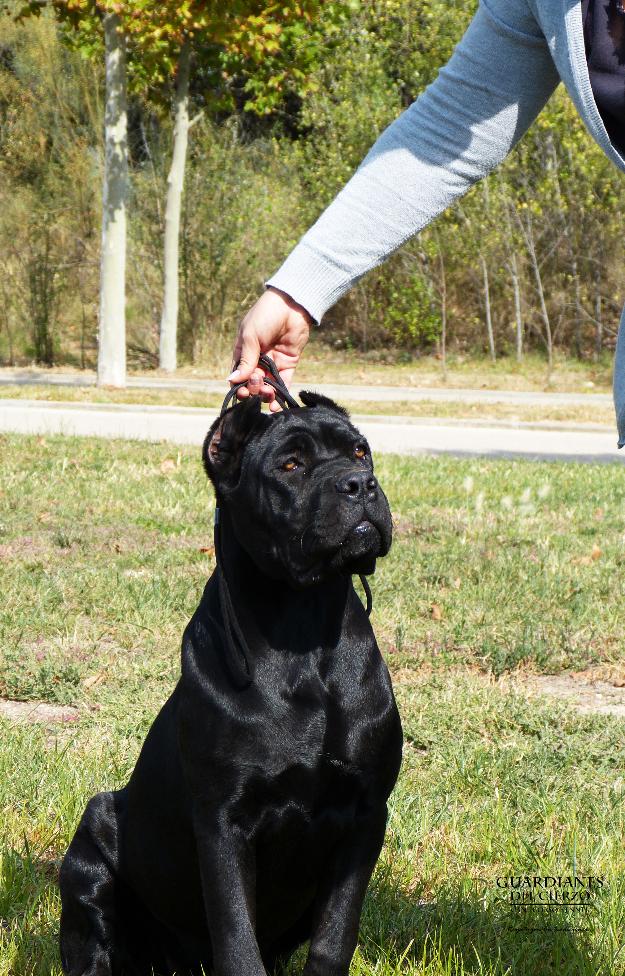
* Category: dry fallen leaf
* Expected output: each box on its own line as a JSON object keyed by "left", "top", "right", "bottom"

{"left": 83, "top": 672, "right": 106, "bottom": 690}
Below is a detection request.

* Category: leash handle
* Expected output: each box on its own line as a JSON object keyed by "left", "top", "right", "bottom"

{"left": 220, "top": 355, "right": 301, "bottom": 417}
{"left": 257, "top": 354, "right": 301, "bottom": 410}
{"left": 219, "top": 382, "right": 248, "bottom": 415}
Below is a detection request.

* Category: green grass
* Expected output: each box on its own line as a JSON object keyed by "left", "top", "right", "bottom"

{"left": 2, "top": 434, "right": 625, "bottom": 974}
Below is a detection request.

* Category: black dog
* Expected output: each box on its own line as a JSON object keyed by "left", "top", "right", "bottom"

{"left": 59, "top": 391, "right": 403, "bottom": 976}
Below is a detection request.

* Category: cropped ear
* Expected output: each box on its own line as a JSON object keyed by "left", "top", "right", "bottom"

{"left": 299, "top": 390, "right": 350, "bottom": 418}
{"left": 203, "top": 397, "right": 270, "bottom": 489}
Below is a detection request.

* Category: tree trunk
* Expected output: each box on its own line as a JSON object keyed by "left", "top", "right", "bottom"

{"left": 159, "top": 39, "right": 191, "bottom": 373}
{"left": 572, "top": 256, "right": 582, "bottom": 359}
{"left": 0, "top": 286, "right": 15, "bottom": 366}
{"left": 514, "top": 205, "right": 553, "bottom": 372}
{"left": 595, "top": 292, "right": 603, "bottom": 360}
{"left": 480, "top": 256, "right": 496, "bottom": 362}
{"left": 510, "top": 253, "right": 523, "bottom": 363}
{"left": 98, "top": 12, "right": 128, "bottom": 388}
{"left": 438, "top": 246, "right": 447, "bottom": 381}
{"left": 526, "top": 220, "right": 553, "bottom": 371}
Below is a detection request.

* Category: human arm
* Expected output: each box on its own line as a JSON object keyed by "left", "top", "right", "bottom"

{"left": 233, "top": 0, "right": 560, "bottom": 395}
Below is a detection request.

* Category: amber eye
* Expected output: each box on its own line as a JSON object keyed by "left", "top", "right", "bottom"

{"left": 354, "top": 445, "right": 366, "bottom": 459}
{"left": 283, "top": 458, "right": 299, "bottom": 472}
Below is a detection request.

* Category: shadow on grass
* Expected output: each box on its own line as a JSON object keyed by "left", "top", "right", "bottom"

{"left": 2, "top": 847, "right": 616, "bottom": 976}
{"left": 359, "top": 874, "right": 611, "bottom": 976}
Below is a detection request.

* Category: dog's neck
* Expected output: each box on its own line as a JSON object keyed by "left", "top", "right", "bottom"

{"left": 214, "top": 504, "right": 353, "bottom": 655}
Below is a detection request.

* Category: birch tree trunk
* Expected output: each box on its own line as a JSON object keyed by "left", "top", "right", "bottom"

{"left": 159, "top": 39, "right": 191, "bottom": 373}
{"left": 499, "top": 183, "right": 524, "bottom": 363}
{"left": 480, "top": 256, "right": 496, "bottom": 362}
{"left": 437, "top": 243, "right": 447, "bottom": 381}
{"left": 479, "top": 182, "right": 496, "bottom": 362}
{"left": 514, "top": 205, "right": 553, "bottom": 371}
{"left": 509, "top": 252, "right": 523, "bottom": 363}
{"left": 572, "top": 257, "right": 582, "bottom": 359}
{"left": 595, "top": 292, "right": 603, "bottom": 360}
{"left": 525, "top": 218, "right": 553, "bottom": 371}
{"left": 98, "top": 12, "right": 128, "bottom": 387}
{"left": 593, "top": 240, "right": 603, "bottom": 361}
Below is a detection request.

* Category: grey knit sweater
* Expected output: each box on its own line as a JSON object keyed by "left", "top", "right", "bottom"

{"left": 266, "top": 0, "right": 625, "bottom": 446}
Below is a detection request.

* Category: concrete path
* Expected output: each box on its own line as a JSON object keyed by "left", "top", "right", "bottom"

{"left": 1, "top": 398, "right": 622, "bottom": 463}
{"left": 0, "top": 367, "right": 612, "bottom": 406}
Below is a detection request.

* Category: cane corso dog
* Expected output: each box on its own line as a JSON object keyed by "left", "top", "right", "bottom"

{"left": 59, "top": 390, "right": 403, "bottom": 976}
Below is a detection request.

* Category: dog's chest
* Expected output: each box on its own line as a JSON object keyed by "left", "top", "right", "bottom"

{"left": 222, "top": 658, "right": 393, "bottom": 830}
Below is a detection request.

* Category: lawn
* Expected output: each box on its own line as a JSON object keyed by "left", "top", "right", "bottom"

{"left": 1, "top": 434, "right": 625, "bottom": 975}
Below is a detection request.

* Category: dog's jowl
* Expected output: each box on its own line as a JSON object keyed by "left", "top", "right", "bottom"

{"left": 59, "top": 392, "right": 403, "bottom": 976}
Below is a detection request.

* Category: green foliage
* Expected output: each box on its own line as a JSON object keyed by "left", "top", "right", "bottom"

{"left": 345, "top": 256, "right": 441, "bottom": 351}
{"left": 0, "top": 0, "right": 624, "bottom": 366}
{"left": 4, "top": 0, "right": 341, "bottom": 110}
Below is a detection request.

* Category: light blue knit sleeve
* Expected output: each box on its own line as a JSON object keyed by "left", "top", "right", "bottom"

{"left": 267, "top": 0, "right": 560, "bottom": 323}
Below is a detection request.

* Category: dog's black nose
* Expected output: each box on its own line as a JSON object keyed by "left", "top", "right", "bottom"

{"left": 335, "top": 472, "right": 378, "bottom": 498}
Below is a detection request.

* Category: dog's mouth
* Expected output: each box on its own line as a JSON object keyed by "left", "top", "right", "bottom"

{"left": 285, "top": 518, "right": 384, "bottom": 587}
{"left": 346, "top": 517, "right": 381, "bottom": 551}
{"left": 323, "top": 517, "right": 383, "bottom": 574}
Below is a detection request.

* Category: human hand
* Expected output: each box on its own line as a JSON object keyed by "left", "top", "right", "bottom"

{"left": 229, "top": 287, "right": 312, "bottom": 411}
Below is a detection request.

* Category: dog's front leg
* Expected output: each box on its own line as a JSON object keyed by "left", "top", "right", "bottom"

{"left": 303, "top": 804, "right": 388, "bottom": 976}
{"left": 194, "top": 819, "right": 266, "bottom": 976}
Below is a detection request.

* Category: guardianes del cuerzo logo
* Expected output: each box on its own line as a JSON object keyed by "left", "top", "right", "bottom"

{"left": 472, "top": 874, "right": 608, "bottom": 932}
{"left": 495, "top": 875, "right": 606, "bottom": 905}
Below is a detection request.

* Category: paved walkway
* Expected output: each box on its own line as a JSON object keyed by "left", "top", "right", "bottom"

{"left": 0, "top": 368, "right": 613, "bottom": 406}
{"left": 1, "top": 398, "right": 622, "bottom": 463}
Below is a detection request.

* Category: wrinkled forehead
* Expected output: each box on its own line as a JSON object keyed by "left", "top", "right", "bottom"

{"left": 253, "top": 409, "right": 364, "bottom": 460}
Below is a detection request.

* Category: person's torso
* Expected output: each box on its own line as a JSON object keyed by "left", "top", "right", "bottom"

{"left": 581, "top": 0, "right": 625, "bottom": 153}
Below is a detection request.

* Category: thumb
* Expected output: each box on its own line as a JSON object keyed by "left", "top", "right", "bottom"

{"left": 229, "top": 331, "right": 260, "bottom": 383}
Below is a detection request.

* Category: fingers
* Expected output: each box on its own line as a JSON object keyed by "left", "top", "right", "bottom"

{"left": 234, "top": 367, "right": 276, "bottom": 402}
{"left": 229, "top": 329, "right": 260, "bottom": 385}
{"left": 230, "top": 329, "right": 273, "bottom": 401}
{"left": 229, "top": 287, "right": 310, "bottom": 406}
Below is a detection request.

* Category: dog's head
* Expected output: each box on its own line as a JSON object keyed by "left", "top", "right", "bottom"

{"left": 203, "top": 392, "right": 392, "bottom": 588}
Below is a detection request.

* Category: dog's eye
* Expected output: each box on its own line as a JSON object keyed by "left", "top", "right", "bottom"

{"left": 283, "top": 458, "right": 299, "bottom": 472}
{"left": 354, "top": 445, "right": 366, "bottom": 459}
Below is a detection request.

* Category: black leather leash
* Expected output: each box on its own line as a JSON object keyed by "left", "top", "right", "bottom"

{"left": 219, "top": 353, "right": 301, "bottom": 414}
{"left": 213, "top": 355, "right": 372, "bottom": 688}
